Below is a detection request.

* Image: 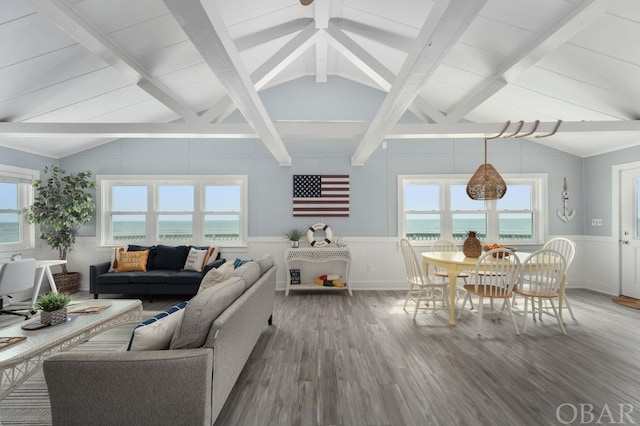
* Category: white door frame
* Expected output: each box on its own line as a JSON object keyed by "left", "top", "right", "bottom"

{"left": 612, "top": 161, "right": 640, "bottom": 296}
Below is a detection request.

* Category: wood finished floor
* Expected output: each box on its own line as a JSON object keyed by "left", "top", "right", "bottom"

{"left": 2, "top": 289, "right": 638, "bottom": 425}
{"left": 216, "top": 289, "right": 640, "bottom": 426}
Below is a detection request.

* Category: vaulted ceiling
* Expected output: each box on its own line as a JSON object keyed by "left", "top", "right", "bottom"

{"left": 1, "top": 0, "right": 639, "bottom": 164}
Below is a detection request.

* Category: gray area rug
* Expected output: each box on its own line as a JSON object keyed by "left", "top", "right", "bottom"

{"left": 0, "top": 314, "right": 156, "bottom": 425}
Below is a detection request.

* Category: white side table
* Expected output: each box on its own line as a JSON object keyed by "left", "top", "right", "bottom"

{"left": 32, "top": 260, "right": 67, "bottom": 304}
{"left": 284, "top": 247, "right": 352, "bottom": 296}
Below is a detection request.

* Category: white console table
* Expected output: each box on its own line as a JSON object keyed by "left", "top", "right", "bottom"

{"left": 284, "top": 247, "right": 352, "bottom": 296}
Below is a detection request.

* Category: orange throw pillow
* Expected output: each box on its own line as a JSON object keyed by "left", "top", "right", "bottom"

{"left": 116, "top": 250, "right": 149, "bottom": 272}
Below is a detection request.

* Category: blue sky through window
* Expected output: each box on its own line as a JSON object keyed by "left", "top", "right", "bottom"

{"left": 405, "top": 183, "right": 530, "bottom": 211}
{"left": 112, "top": 185, "right": 240, "bottom": 221}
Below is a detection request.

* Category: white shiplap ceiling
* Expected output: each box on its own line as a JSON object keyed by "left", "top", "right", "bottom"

{"left": 0, "top": 0, "right": 638, "bottom": 163}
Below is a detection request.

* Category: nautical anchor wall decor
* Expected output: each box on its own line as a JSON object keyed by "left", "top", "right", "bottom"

{"left": 557, "top": 177, "right": 576, "bottom": 222}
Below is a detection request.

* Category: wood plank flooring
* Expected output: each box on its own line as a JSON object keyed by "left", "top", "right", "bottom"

{"left": 1, "top": 289, "right": 639, "bottom": 425}
{"left": 215, "top": 289, "right": 640, "bottom": 426}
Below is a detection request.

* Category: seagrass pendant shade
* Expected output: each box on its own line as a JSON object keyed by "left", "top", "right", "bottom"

{"left": 466, "top": 138, "right": 507, "bottom": 200}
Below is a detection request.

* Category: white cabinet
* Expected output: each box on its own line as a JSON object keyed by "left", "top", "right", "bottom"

{"left": 284, "top": 247, "right": 352, "bottom": 296}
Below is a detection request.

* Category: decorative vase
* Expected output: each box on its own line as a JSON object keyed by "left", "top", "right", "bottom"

{"left": 462, "top": 231, "right": 482, "bottom": 258}
{"left": 40, "top": 307, "right": 68, "bottom": 326}
{"left": 291, "top": 240, "right": 299, "bottom": 248}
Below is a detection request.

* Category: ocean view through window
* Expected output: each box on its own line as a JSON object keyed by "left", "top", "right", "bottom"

{"left": 98, "top": 175, "right": 247, "bottom": 246}
{"left": 399, "top": 174, "right": 545, "bottom": 244}
{"left": 0, "top": 165, "right": 38, "bottom": 251}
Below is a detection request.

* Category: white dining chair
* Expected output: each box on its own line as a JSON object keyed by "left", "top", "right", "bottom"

{"left": 542, "top": 237, "right": 576, "bottom": 320}
{"left": 513, "top": 249, "right": 567, "bottom": 335}
{"left": 429, "top": 240, "right": 471, "bottom": 308}
{"left": 457, "top": 248, "right": 521, "bottom": 336}
{"left": 400, "top": 239, "right": 449, "bottom": 319}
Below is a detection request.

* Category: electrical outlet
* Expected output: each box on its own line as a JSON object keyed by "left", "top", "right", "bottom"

{"left": 592, "top": 218, "right": 603, "bottom": 226}
{"left": 367, "top": 263, "right": 374, "bottom": 272}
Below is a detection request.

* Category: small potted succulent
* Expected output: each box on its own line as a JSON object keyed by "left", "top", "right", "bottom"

{"left": 284, "top": 228, "right": 305, "bottom": 248}
{"left": 34, "top": 292, "right": 72, "bottom": 326}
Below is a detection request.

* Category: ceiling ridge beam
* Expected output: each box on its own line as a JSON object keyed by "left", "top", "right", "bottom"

{"left": 32, "top": 0, "right": 200, "bottom": 123}
{"left": 163, "top": 0, "right": 291, "bottom": 165}
{"left": 3, "top": 120, "right": 637, "bottom": 138}
{"left": 351, "top": 0, "right": 487, "bottom": 166}
{"left": 199, "top": 23, "right": 320, "bottom": 124}
{"left": 445, "top": 0, "right": 612, "bottom": 123}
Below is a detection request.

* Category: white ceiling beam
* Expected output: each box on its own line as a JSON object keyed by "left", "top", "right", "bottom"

{"left": 31, "top": 0, "right": 199, "bottom": 123}
{"left": 199, "top": 23, "right": 320, "bottom": 123}
{"left": 325, "top": 23, "right": 393, "bottom": 91}
{"left": 233, "top": 18, "right": 314, "bottom": 51}
{"left": 315, "top": 34, "right": 328, "bottom": 83}
{"left": 163, "top": 0, "right": 291, "bottom": 166}
{"left": 325, "top": 22, "right": 446, "bottom": 123}
{"left": 409, "top": 96, "right": 446, "bottom": 123}
{"left": 314, "top": 0, "right": 330, "bottom": 82}
{"left": 445, "top": 0, "right": 612, "bottom": 123}
{"left": 2, "top": 120, "right": 638, "bottom": 139}
{"left": 351, "top": 0, "right": 487, "bottom": 166}
{"left": 331, "top": 18, "right": 414, "bottom": 52}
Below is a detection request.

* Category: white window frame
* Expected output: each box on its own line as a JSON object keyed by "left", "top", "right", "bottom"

{"left": 0, "top": 164, "right": 38, "bottom": 253}
{"left": 398, "top": 174, "right": 547, "bottom": 246}
{"left": 97, "top": 175, "right": 248, "bottom": 247}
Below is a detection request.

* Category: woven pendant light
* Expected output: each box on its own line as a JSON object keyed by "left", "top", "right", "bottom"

{"left": 466, "top": 138, "right": 507, "bottom": 200}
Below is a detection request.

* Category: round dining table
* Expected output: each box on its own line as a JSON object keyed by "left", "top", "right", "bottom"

{"left": 421, "top": 251, "right": 568, "bottom": 326}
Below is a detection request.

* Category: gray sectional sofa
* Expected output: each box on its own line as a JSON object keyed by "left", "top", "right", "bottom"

{"left": 90, "top": 244, "right": 224, "bottom": 300}
{"left": 44, "top": 254, "right": 277, "bottom": 426}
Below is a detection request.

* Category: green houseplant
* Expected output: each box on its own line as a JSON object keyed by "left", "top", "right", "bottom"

{"left": 34, "top": 292, "right": 72, "bottom": 326}
{"left": 284, "top": 228, "right": 305, "bottom": 248}
{"left": 23, "top": 165, "right": 96, "bottom": 293}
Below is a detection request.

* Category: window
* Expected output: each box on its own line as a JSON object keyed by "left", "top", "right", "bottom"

{"left": 399, "top": 174, "right": 546, "bottom": 245}
{"left": 0, "top": 165, "right": 38, "bottom": 252}
{"left": 98, "top": 175, "right": 248, "bottom": 247}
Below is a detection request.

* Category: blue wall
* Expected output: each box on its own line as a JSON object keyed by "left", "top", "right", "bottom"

{"left": 3, "top": 77, "right": 589, "bottom": 239}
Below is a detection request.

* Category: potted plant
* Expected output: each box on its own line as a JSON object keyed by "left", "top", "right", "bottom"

{"left": 23, "top": 165, "right": 96, "bottom": 294}
{"left": 34, "top": 292, "right": 72, "bottom": 326}
{"left": 284, "top": 228, "right": 305, "bottom": 248}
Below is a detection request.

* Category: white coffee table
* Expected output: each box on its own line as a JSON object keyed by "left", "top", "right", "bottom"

{"left": 0, "top": 299, "right": 142, "bottom": 400}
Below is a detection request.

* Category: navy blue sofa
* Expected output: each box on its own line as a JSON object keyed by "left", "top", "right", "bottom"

{"left": 90, "top": 244, "right": 223, "bottom": 300}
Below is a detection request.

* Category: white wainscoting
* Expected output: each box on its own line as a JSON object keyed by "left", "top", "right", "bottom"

{"left": 64, "top": 235, "right": 617, "bottom": 295}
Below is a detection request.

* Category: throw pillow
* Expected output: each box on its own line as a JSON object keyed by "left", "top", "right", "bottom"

{"left": 154, "top": 245, "right": 190, "bottom": 270}
{"left": 170, "top": 277, "right": 245, "bottom": 349}
{"left": 198, "top": 260, "right": 234, "bottom": 293}
{"left": 116, "top": 250, "right": 149, "bottom": 272}
{"left": 127, "top": 301, "right": 188, "bottom": 351}
{"left": 128, "top": 244, "right": 157, "bottom": 271}
{"left": 183, "top": 247, "right": 209, "bottom": 272}
{"left": 203, "top": 246, "right": 220, "bottom": 265}
{"left": 233, "top": 258, "right": 252, "bottom": 269}
{"left": 108, "top": 246, "right": 127, "bottom": 272}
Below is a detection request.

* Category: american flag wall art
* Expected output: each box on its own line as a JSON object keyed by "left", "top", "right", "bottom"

{"left": 293, "top": 175, "right": 350, "bottom": 217}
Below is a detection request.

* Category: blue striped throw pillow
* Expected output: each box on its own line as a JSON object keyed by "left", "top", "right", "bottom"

{"left": 127, "top": 301, "right": 188, "bottom": 351}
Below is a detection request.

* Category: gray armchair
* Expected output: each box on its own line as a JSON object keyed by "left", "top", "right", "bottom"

{"left": 43, "top": 348, "right": 213, "bottom": 426}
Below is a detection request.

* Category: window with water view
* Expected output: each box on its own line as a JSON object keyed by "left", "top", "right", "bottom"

{"left": 400, "top": 174, "right": 545, "bottom": 244}
{"left": 100, "top": 176, "right": 247, "bottom": 246}
{"left": 0, "top": 165, "right": 37, "bottom": 251}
